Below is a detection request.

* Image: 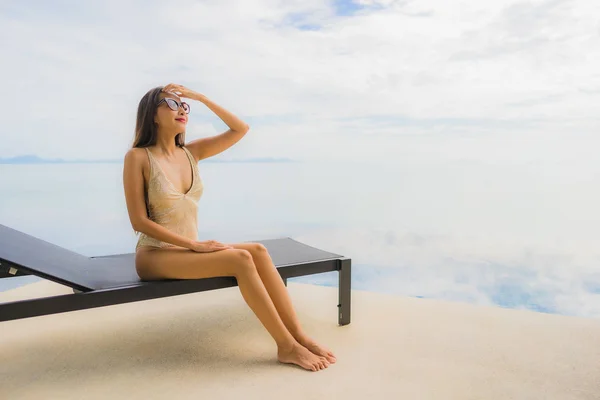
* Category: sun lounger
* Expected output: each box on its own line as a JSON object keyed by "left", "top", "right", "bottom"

{"left": 0, "top": 224, "right": 351, "bottom": 324}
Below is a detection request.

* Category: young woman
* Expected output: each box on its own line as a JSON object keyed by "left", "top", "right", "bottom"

{"left": 122, "top": 83, "right": 336, "bottom": 372}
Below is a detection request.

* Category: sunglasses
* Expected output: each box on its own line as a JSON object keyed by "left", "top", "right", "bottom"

{"left": 157, "top": 98, "right": 190, "bottom": 114}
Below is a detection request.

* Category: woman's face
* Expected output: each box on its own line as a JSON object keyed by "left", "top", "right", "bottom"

{"left": 154, "top": 93, "right": 189, "bottom": 133}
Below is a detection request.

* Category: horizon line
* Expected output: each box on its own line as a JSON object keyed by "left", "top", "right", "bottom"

{"left": 0, "top": 154, "right": 300, "bottom": 164}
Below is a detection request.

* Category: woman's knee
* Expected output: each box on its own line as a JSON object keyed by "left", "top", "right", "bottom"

{"left": 228, "top": 249, "right": 257, "bottom": 276}
{"left": 249, "top": 243, "right": 268, "bottom": 254}
{"left": 246, "top": 243, "right": 270, "bottom": 261}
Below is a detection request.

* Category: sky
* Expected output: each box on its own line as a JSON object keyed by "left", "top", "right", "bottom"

{"left": 0, "top": 0, "right": 598, "bottom": 162}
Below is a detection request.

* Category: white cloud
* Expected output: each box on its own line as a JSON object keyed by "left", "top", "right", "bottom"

{"left": 0, "top": 0, "right": 598, "bottom": 161}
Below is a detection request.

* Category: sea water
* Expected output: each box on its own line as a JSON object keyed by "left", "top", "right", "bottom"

{"left": 1, "top": 159, "right": 599, "bottom": 318}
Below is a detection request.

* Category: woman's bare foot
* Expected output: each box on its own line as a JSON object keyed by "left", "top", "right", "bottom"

{"left": 297, "top": 336, "right": 337, "bottom": 364}
{"left": 277, "top": 342, "right": 330, "bottom": 372}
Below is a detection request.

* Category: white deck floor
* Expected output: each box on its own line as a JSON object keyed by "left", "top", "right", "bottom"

{"left": 1, "top": 280, "right": 599, "bottom": 399}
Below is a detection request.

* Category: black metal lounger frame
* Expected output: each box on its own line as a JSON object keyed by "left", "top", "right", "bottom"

{"left": 0, "top": 224, "right": 351, "bottom": 325}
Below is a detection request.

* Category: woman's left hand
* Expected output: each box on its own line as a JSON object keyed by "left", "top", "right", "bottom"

{"left": 162, "top": 83, "right": 204, "bottom": 101}
{"left": 206, "top": 240, "right": 234, "bottom": 249}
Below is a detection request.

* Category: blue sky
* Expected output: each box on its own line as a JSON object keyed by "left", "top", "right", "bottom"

{"left": 0, "top": 0, "right": 598, "bottom": 162}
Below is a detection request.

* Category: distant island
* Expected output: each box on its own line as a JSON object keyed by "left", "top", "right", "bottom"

{"left": 0, "top": 155, "right": 298, "bottom": 164}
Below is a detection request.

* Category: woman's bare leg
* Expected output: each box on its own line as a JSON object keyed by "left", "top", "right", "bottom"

{"left": 228, "top": 243, "right": 337, "bottom": 364}
{"left": 135, "top": 246, "right": 330, "bottom": 371}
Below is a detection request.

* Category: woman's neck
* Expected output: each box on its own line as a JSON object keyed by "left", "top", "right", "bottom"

{"left": 154, "top": 133, "right": 179, "bottom": 157}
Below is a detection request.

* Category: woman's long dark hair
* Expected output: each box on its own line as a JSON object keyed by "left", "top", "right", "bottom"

{"left": 132, "top": 86, "right": 186, "bottom": 148}
{"left": 131, "top": 87, "right": 186, "bottom": 228}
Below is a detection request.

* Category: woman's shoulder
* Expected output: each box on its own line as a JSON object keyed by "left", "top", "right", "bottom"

{"left": 124, "top": 147, "right": 151, "bottom": 170}
{"left": 181, "top": 145, "right": 199, "bottom": 163}
{"left": 125, "top": 146, "right": 149, "bottom": 158}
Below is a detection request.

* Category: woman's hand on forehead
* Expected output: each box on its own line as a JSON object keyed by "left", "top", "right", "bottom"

{"left": 162, "top": 83, "right": 200, "bottom": 101}
{"left": 162, "top": 84, "right": 180, "bottom": 97}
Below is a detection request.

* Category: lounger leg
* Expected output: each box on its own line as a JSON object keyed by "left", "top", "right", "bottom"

{"left": 338, "top": 258, "right": 351, "bottom": 326}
